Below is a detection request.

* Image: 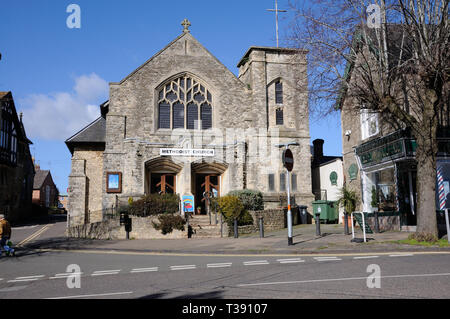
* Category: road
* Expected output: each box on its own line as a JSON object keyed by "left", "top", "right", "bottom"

{"left": 2, "top": 216, "right": 449, "bottom": 300}
{"left": 1, "top": 249, "right": 449, "bottom": 299}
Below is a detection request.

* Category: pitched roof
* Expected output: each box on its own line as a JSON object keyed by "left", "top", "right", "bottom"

{"left": 65, "top": 117, "right": 106, "bottom": 154}
{"left": 33, "top": 170, "right": 50, "bottom": 189}
{"left": 0, "top": 91, "right": 9, "bottom": 99}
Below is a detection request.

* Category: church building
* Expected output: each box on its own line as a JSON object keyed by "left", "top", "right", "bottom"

{"left": 65, "top": 20, "right": 314, "bottom": 226}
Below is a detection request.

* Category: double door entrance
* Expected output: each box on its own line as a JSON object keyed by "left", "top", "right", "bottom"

{"left": 194, "top": 174, "right": 220, "bottom": 215}
{"left": 147, "top": 173, "right": 220, "bottom": 215}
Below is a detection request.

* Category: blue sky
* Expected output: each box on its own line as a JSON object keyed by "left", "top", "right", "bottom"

{"left": 0, "top": 0, "right": 342, "bottom": 194}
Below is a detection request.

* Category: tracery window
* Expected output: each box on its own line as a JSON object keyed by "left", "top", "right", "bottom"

{"left": 158, "top": 75, "right": 213, "bottom": 130}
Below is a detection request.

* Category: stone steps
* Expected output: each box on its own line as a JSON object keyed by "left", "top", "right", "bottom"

{"left": 188, "top": 215, "right": 222, "bottom": 238}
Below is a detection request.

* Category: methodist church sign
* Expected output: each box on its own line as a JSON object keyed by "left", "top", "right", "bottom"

{"left": 160, "top": 148, "right": 215, "bottom": 157}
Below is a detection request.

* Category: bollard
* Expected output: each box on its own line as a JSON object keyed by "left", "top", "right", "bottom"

{"left": 186, "top": 213, "right": 191, "bottom": 239}
{"left": 234, "top": 218, "right": 238, "bottom": 238}
{"left": 374, "top": 211, "right": 380, "bottom": 233}
{"left": 315, "top": 213, "right": 321, "bottom": 237}
{"left": 259, "top": 217, "right": 264, "bottom": 238}
{"left": 220, "top": 213, "right": 223, "bottom": 238}
{"left": 344, "top": 212, "right": 350, "bottom": 235}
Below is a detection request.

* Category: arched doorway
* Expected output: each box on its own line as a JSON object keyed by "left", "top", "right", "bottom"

{"left": 145, "top": 157, "right": 182, "bottom": 195}
{"left": 191, "top": 161, "right": 227, "bottom": 215}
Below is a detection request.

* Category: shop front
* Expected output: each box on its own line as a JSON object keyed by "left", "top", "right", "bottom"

{"left": 356, "top": 129, "right": 450, "bottom": 228}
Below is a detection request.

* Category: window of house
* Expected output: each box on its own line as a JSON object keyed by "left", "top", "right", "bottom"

{"left": 276, "top": 108, "right": 284, "bottom": 126}
{"left": 0, "top": 99, "right": 18, "bottom": 166}
{"left": 158, "top": 75, "right": 212, "bottom": 130}
{"left": 275, "top": 80, "right": 283, "bottom": 104}
{"left": 361, "top": 108, "right": 379, "bottom": 140}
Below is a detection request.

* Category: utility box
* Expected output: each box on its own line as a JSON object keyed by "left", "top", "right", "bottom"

{"left": 312, "top": 201, "right": 339, "bottom": 224}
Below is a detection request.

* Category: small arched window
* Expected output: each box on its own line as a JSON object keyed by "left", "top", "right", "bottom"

{"left": 158, "top": 75, "right": 212, "bottom": 130}
{"left": 275, "top": 80, "right": 283, "bottom": 104}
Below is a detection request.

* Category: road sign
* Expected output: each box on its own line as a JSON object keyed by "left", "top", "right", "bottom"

{"left": 282, "top": 149, "right": 294, "bottom": 172}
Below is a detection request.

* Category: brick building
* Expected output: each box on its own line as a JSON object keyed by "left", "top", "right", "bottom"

{"left": 32, "top": 166, "right": 59, "bottom": 208}
{"left": 66, "top": 20, "right": 314, "bottom": 226}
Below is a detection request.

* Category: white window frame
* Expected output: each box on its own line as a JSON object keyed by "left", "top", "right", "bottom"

{"left": 360, "top": 108, "right": 379, "bottom": 140}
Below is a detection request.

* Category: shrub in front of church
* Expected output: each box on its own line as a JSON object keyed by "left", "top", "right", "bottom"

{"left": 152, "top": 214, "right": 186, "bottom": 235}
{"left": 129, "top": 194, "right": 180, "bottom": 216}
{"left": 217, "top": 195, "right": 253, "bottom": 226}
{"left": 228, "top": 190, "right": 264, "bottom": 211}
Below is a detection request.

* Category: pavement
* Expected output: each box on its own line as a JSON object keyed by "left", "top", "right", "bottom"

{"left": 17, "top": 219, "right": 450, "bottom": 256}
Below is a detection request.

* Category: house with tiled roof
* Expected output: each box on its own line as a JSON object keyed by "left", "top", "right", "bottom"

{"left": 0, "top": 91, "right": 35, "bottom": 223}
{"left": 32, "top": 164, "right": 59, "bottom": 208}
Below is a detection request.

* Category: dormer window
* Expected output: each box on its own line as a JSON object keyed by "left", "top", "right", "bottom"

{"left": 275, "top": 80, "right": 283, "bottom": 104}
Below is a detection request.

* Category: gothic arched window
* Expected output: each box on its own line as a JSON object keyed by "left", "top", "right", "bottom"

{"left": 158, "top": 75, "right": 213, "bottom": 130}
{"left": 276, "top": 108, "right": 284, "bottom": 126}
{"left": 275, "top": 80, "right": 283, "bottom": 104}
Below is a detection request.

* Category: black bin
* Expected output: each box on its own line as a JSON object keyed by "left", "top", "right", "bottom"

{"left": 299, "top": 206, "right": 309, "bottom": 224}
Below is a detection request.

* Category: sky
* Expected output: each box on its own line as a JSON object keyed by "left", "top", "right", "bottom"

{"left": 0, "top": 0, "right": 342, "bottom": 195}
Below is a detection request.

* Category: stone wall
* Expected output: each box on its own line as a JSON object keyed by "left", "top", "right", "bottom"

{"left": 226, "top": 207, "right": 303, "bottom": 236}
{"left": 67, "top": 215, "right": 188, "bottom": 240}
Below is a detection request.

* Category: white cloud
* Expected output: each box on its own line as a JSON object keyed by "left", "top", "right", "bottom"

{"left": 19, "top": 73, "right": 108, "bottom": 141}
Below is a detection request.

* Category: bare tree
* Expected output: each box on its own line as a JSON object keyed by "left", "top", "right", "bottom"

{"left": 288, "top": 0, "right": 449, "bottom": 238}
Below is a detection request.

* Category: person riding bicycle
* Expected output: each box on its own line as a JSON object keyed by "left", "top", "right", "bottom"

{"left": 0, "top": 214, "right": 14, "bottom": 257}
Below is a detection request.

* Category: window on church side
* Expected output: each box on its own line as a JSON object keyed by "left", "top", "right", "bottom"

{"left": 275, "top": 80, "right": 283, "bottom": 104}
{"left": 276, "top": 108, "right": 284, "bottom": 126}
{"left": 158, "top": 76, "right": 212, "bottom": 130}
{"left": 268, "top": 174, "right": 275, "bottom": 191}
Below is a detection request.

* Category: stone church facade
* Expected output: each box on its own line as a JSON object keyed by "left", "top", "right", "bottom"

{"left": 66, "top": 20, "right": 314, "bottom": 226}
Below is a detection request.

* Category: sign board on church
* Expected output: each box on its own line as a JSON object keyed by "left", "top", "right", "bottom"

{"left": 160, "top": 149, "right": 215, "bottom": 157}
{"left": 182, "top": 194, "right": 195, "bottom": 213}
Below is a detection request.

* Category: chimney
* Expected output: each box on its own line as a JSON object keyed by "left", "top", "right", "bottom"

{"left": 313, "top": 139, "right": 324, "bottom": 161}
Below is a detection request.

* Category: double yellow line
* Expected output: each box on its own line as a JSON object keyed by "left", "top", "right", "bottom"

{"left": 17, "top": 225, "right": 52, "bottom": 248}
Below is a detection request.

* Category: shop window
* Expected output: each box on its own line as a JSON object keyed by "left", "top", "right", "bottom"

{"left": 361, "top": 109, "right": 379, "bottom": 140}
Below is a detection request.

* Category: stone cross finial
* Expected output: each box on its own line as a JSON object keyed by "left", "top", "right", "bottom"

{"left": 181, "top": 19, "right": 191, "bottom": 33}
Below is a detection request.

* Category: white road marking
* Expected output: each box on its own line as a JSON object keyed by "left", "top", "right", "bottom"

{"left": 46, "top": 291, "right": 134, "bottom": 299}
{"left": 130, "top": 267, "right": 159, "bottom": 273}
{"left": 353, "top": 256, "right": 379, "bottom": 260}
{"left": 207, "top": 263, "right": 232, "bottom": 268}
{"left": 0, "top": 286, "right": 28, "bottom": 293}
{"left": 170, "top": 265, "right": 197, "bottom": 270}
{"left": 389, "top": 254, "right": 414, "bottom": 257}
{"left": 314, "top": 257, "right": 342, "bottom": 261}
{"left": 277, "top": 258, "right": 305, "bottom": 264}
{"left": 15, "top": 275, "right": 45, "bottom": 280}
{"left": 244, "top": 260, "right": 269, "bottom": 266}
{"left": 50, "top": 273, "right": 83, "bottom": 280}
{"left": 237, "top": 272, "right": 450, "bottom": 287}
{"left": 92, "top": 270, "right": 121, "bottom": 276}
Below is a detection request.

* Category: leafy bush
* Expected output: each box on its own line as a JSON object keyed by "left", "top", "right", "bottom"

{"left": 129, "top": 193, "right": 180, "bottom": 217}
{"left": 217, "top": 195, "right": 253, "bottom": 226}
{"left": 228, "top": 189, "right": 264, "bottom": 211}
{"left": 152, "top": 214, "right": 186, "bottom": 235}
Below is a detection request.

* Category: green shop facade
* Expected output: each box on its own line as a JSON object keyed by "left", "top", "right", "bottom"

{"left": 354, "top": 128, "right": 450, "bottom": 228}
